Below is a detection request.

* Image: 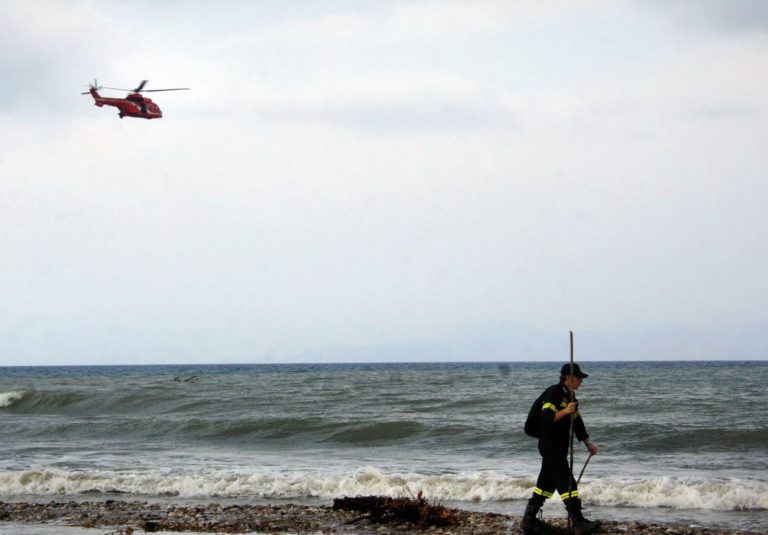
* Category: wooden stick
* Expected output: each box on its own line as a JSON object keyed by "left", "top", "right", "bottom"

{"left": 577, "top": 453, "right": 594, "bottom": 486}
{"left": 567, "top": 331, "right": 576, "bottom": 532}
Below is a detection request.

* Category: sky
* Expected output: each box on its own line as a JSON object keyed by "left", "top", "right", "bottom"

{"left": 1, "top": 1, "right": 767, "bottom": 365}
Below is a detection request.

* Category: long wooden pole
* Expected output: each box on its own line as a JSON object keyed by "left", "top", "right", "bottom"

{"left": 567, "top": 331, "right": 576, "bottom": 532}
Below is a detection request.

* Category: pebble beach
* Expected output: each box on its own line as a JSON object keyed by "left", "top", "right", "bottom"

{"left": 0, "top": 500, "right": 762, "bottom": 535}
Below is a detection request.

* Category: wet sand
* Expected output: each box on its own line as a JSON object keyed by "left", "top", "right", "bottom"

{"left": 0, "top": 500, "right": 761, "bottom": 534}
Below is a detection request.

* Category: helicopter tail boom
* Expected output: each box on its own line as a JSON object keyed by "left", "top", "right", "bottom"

{"left": 88, "top": 87, "right": 105, "bottom": 106}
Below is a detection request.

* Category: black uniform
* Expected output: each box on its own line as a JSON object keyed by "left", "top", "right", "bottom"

{"left": 522, "top": 364, "right": 600, "bottom": 535}
{"left": 534, "top": 382, "right": 589, "bottom": 501}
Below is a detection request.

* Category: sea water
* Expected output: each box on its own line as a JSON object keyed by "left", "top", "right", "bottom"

{"left": 1, "top": 361, "right": 766, "bottom": 532}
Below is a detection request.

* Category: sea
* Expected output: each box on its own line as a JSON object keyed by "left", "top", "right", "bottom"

{"left": 1, "top": 361, "right": 766, "bottom": 534}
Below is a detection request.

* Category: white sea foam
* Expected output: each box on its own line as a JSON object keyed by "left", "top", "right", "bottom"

{"left": 0, "top": 391, "right": 26, "bottom": 408}
{"left": 1, "top": 467, "right": 765, "bottom": 511}
{"left": 583, "top": 476, "right": 768, "bottom": 511}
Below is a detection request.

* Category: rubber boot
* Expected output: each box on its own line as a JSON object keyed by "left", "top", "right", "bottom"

{"left": 565, "top": 497, "right": 600, "bottom": 535}
{"left": 521, "top": 493, "right": 546, "bottom": 534}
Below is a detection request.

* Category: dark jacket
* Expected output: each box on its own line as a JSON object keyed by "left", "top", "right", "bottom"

{"left": 538, "top": 382, "right": 589, "bottom": 455}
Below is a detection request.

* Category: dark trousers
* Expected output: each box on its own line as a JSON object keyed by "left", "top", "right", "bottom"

{"left": 534, "top": 450, "right": 578, "bottom": 501}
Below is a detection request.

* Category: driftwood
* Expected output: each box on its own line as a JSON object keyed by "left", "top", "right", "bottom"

{"left": 332, "top": 493, "right": 458, "bottom": 529}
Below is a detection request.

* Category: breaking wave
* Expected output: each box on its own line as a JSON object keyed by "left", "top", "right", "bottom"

{"left": 1, "top": 468, "right": 765, "bottom": 511}
{"left": 0, "top": 391, "right": 27, "bottom": 408}
{"left": 0, "top": 389, "right": 89, "bottom": 410}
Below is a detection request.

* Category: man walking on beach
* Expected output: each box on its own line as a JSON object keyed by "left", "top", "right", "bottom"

{"left": 522, "top": 363, "right": 600, "bottom": 535}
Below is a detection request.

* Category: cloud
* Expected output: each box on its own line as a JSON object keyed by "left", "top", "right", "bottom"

{"left": 391, "top": 0, "right": 625, "bottom": 36}
{"left": 2, "top": 0, "right": 768, "bottom": 364}
{"left": 644, "top": 0, "right": 768, "bottom": 34}
{"left": 390, "top": 1, "right": 507, "bottom": 38}
{"left": 247, "top": 71, "right": 514, "bottom": 131}
{"left": 221, "top": 0, "right": 622, "bottom": 50}
{"left": 224, "top": 12, "right": 372, "bottom": 46}
{"left": 220, "top": 3, "right": 505, "bottom": 48}
{"left": 0, "top": 1, "right": 122, "bottom": 111}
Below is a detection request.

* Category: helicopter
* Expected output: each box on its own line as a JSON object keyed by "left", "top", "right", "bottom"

{"left": 81, "top": 79, "right": 189, "bottom": 119}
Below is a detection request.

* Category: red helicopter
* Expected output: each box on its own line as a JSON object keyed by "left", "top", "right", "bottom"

{"left": 82, "top": 79, "right": 189, "bottom": 119}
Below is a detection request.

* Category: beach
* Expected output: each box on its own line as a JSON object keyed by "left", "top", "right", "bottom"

{"left": 1, "top": 362, "right": 766, "bottom": 533}
{"left": 0, "top": 499, "right": 764, "bottom": 535}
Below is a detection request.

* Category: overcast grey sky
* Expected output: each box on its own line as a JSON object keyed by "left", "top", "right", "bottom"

{"left": 1, "top": 1, "right": 767, "bottom": 365}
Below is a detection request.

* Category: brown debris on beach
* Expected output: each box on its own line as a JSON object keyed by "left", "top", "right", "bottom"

{"left": 332, "top": 492, "right": 458, "bottom": 528}
{"left": 0, "top": 499, "right": 761, "bottom": 534}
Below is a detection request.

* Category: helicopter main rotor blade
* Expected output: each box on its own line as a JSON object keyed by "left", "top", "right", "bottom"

{"left": 101, "top": 81, "right": 149, "bottom": 92}
{"left": 95, "top": 82, "right": 190, "bottom": 93}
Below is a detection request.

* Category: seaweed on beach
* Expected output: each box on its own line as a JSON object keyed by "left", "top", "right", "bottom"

{"left": 332, "top": 492, "right": 458, "bottom": 529}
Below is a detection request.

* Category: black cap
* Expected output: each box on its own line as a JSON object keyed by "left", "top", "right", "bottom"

{"left": 560, "top": 363, "right": 589, "bottom": 379}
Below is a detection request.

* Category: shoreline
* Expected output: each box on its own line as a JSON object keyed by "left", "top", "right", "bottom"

{"left": 0, "top": 500, "right": 762, "bottom": 535}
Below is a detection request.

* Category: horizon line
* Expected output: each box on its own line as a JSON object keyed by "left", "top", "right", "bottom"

{"left": 1, "top": 357, "right": 766, "bottom": 369}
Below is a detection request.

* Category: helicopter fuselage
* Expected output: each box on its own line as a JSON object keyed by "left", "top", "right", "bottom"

{"left": 88, "top": 87, "right": 162, "bottom": 119}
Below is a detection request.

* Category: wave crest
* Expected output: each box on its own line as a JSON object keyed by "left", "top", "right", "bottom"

{"left": 0, "top": 391, "right": 27, "bottom": 408}
{"left": 586, "top": 476, "right": 768, "bottom": 511}
{"left": 1, "top": 468, "right": 765, "bottom": 511}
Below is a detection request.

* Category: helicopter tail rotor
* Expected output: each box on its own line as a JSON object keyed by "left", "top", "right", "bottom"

{"left": 81, "top": 79, "right": 102, "bottom": 95}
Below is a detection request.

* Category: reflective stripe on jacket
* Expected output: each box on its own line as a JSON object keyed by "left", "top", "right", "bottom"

{"left": 538, "top": 382, "right": 589, "bottom": 454}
